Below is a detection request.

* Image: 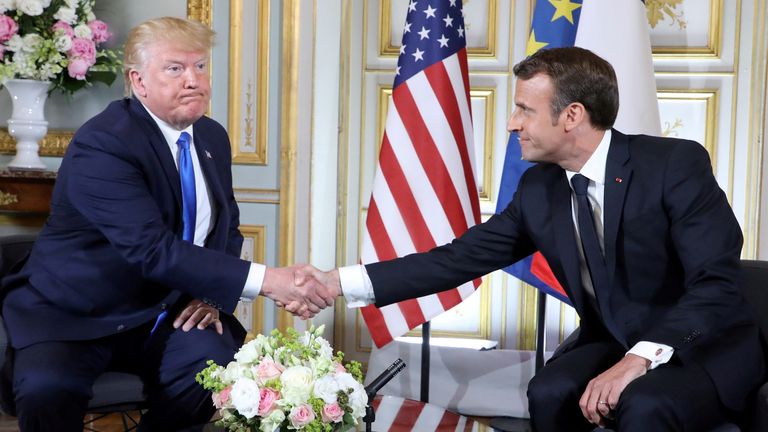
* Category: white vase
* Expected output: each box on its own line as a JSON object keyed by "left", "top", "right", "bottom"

{"left": 5, "top": 78, "right": 49, "bottom": 170}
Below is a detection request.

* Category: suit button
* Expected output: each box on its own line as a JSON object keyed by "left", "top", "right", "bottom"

{"left": 117, "top": 324, "right": 125, "bottom": 331}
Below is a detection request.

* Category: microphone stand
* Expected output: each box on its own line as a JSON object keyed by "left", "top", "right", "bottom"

{"left": 363, "top": 358, "right": 406, "bottom": 432}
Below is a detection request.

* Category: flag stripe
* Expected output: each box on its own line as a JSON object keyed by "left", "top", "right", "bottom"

{"left": 378, "top": 134, "right": 438, "bottom": 253}
{"left": 408, "top": 67, "right": 475, "bottom": 231}
{"left": 393, "top": 84, "right": 468, "bottom": 238}
{"left": 427, "top": 53, "right": 480, "bottom": 223}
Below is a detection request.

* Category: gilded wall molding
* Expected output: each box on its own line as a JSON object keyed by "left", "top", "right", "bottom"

{"left": 278, "top": 0, "right": 301, "bottom": 332}
{"left": 0, "top": 128, "right": 71, "bottom": 157}
{"left": 650, "top": 0, "right": 723, "bottom": 58}
{"left": 238, "top": 225, "right": 266, "bottom": 339}
{"left": 186, "top": 0, "right": 213, "bottom": 26}
{"left": 228, "top": 0, "right": 270, "bottom": 164}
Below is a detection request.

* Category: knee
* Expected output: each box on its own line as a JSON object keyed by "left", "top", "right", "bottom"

{"left": 14, "top": 371, "right": 90, "bottom": 413}
{"left": 615, "top": 381, "right": 677, "bottom": 426}
{"left": 527, "top": 370, "right": 581, "bottom": 411}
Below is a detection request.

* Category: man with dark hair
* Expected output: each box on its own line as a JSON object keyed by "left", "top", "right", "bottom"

{"left": 303, "top": 47, "right": 765, "bottom": 430}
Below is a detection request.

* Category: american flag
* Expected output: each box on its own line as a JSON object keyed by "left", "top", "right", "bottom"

{"left": 360, "top": 0, "right": 481, "bottom": 348}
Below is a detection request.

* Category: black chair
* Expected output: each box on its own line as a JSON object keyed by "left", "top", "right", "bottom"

{"left": 0, "top": 234, "right": 148, "bottom": 431}
{"left": 492, "top": 260, "right": 768, "bottom": 432}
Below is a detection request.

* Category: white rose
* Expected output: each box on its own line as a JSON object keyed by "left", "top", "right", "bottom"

{"left": 16, "top": 0, "right": 43, "bottom": 16}
{"left": 336, "top": 373, "right": 367, "bottom": 418}
{"left": 6, "top": 34, "right": 23, "bottom": 52}
{"left": 221, "top": 361, "right": 248, "bottom": 384}
{"left": 312, "top": 375, "right": 340, "bottom": 404}
{"left": 229, "top": 377, "right": 261, "bottom": 419}
{"left": 259, "top": 409, "right": 286, "bottom": 432}
{"left": 73, "top": 23, "right": 91, "bottom": 39}
{"left": 64, "top": 0, "right": 78, "bottom": 7}
{"left": 280, "top": 366, "right": 314, "bottom": 405}
{"left": 315, "top": 338, "right": 333, "bottom": 360}
{"left": 54, "top": 34, "right": 72, "bottom": 52}
{"left": 0, "top": 0, "right": 15, "bottom": 14}
{"left": 234, "top": 336, "right": 266, "bottom": 364}
{"left": 21, "top": 33, "right": 42, "bottom": 52}
{"left": 53, "top": 6, "right": 77, "bottom": 24}
{"left": 85, "top": 11, "right": 95, "bottom": 22}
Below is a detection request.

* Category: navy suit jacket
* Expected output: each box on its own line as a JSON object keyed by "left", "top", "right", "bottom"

{"left": 365, "top": 130, "right": 764, "bottom": 411}
{"left": 2, "top": 98, "right": 250, "bottom": 349}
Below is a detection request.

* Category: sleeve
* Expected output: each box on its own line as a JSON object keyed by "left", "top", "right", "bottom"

{"left": 66, "top": 129, "right": 250, "bottom": 312}
{"left": 365, "top": 176, "right": 537, "bottom": 307}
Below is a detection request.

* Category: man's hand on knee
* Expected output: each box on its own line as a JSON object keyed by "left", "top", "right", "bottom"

{"left": 578, "top": 354, "right": 649, "bottom": 426}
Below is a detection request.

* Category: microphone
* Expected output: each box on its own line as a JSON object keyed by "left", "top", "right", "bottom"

{"left": 365, "top": 358, "right": 406, "bottom": 399}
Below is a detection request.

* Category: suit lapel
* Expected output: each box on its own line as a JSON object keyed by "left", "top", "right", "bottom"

{"left": 603, "top": 129, "right": 632, "bottom": 291}
{"left": 550, "top": 172, "right": 589, "bottom": 315}
{"left": 191, "top": 124, "right": 227, "bottom": 226}
{"left": 129, "top": 99, "right": 182, "bottom": 208}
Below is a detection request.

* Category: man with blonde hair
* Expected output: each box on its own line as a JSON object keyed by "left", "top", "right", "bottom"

{"left": 1, "top": 17, "right": 330, "bottom": 431}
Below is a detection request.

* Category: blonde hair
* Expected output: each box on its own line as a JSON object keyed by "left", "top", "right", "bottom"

{"left": 123, "top": 17, "right": 215, "bottom": 96}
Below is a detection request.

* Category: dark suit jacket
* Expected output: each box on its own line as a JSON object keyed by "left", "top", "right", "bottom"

{"left": 365, "top": 130, "right": 764, "bottom": 411}
{"left": 2, "top": 98, "right": 250, "bottom": 349}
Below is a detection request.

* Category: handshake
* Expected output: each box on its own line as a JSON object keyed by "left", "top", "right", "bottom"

{"left": 261, "top": 265, "right": 342, "bottom": 319}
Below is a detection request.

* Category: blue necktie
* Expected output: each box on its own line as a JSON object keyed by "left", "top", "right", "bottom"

{"left": 151, "top": 131, "right": 196, "bottom": 335}
{"left": 177, "top": 131, "right": 197, "bottom": 243}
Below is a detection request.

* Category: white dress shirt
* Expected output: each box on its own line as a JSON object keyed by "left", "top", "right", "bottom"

{"left": 143, "top": 105, "right": 264, "bottom": 300}
{"left": 339, "top": 129, "right": 673, "bottom": 369}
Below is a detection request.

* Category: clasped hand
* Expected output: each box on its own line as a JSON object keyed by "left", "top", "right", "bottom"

{"left": 262, "top": 265, "right": 341, "bottom": 319}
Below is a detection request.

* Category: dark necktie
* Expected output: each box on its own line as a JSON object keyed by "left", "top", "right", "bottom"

{"left": 571, "top": 174, "right": 608, "bottom": 300}
{"left": 151, "top": 131, "right": 196, "bottom": 335}
{"left": 177, "top": 131, "right": 197, "bottom": 243}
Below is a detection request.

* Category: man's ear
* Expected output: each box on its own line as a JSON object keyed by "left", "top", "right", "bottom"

{"left": 562, "top": 102, "right": 586, "bottom": 132}
{"left": 129, "top": 70, "right": 146, "bottom": 98}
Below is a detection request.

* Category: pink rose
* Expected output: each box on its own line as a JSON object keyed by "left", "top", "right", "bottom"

{"left": 321, "top": 402, "right": 345, "bottom": 423}
{"left": 258, "top": 387, "right": 280, "bottom": 416}
{"left": 87, "top": 19, "right": 111, "bottom": 44}
{"left": 256, "top": 359, "right": 285, "bottom": 383}
{"left": 288, "top": 404, "right": 315, "bottom": 428}
{"left": 0, "top": 45, "right": 4, "bottom": 61}
{"left": 51, "top": 20, "right": 74, "bottom": 37}
{"left": 333, "top": 362, "right": 347, "bottom": 374}
{"left": 67, "top": 57, "right": 90, "bottom": 80}
{"left": 212, "top": 385, "right": 232, "bottom": 409}
{"left": 69, "top": 37, "right": 96, "bottom": 65}
{"left": 0, "top": 15, "right": 18, "bottom": 43}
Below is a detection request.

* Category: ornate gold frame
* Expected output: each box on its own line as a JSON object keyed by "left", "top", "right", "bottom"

{"left": 651, "top": 0, "right": 723, "bottom": 58}
{"left": 379, "top": 0, "right": 498, "bottom": 58}
{"left": 238, "top": 225, "right": 266, "bottom": 339}
{"left": 228, "top": 0, "right": 270, "bottom": 164}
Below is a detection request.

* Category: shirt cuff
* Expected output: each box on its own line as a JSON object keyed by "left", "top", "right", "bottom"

{"left": 240, "top": 262, "right": 266, "bottom": 301}
{"left": 627, "top": 341, "right": 674, "bottom": 370}
{"left": 338, "top": 264, "right": 375, "bottom": 308}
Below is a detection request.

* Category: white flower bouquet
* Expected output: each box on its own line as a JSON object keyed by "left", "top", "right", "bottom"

{"left": 196, "top": 325, "right": 368, "bottom": 432}
{"left": 0, "top": 0, "right": 121, "bottom": 93}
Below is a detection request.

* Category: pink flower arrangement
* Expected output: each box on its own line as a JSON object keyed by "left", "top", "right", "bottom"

{"left": 197, "top": 326, "right": 367, "bottom": 431}
{"left": 0, "top": 0, "right": 121, "bottom": 94}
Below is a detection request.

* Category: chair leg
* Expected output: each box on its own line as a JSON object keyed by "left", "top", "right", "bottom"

{"left": 121, "top": 410, "right": 142, "bottom": 432}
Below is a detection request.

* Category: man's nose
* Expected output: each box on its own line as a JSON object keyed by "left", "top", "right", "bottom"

{"left": 183, "top": 67, "right": 199, "bottom": 88}
{"left": 507, "top": 113, "right": 520, "bottom": 133}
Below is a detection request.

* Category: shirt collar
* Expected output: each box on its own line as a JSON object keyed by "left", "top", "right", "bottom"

{"left": 565, "top": 129, "right": 612, "bottom": 185}
{"left": 140, "top": 101, "right": 194, "bottom": 147}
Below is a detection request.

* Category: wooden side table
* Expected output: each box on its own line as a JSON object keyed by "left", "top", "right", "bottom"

{"left": 0, "top": 170, "right": 56, "bottom": 214}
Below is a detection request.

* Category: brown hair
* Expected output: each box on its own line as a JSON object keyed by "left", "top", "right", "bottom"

{"left": 123, "top": 17, "right": 215, "bottom": 96}
{"left": 513, "top": 47, "right": 618, "bottom": 130}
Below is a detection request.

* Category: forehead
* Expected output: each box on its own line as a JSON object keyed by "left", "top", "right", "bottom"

{"left": 146, "top": 40, "right": 208, "bottom": 63}
{"left": 514, "top": 73, "right": 554, "bottom": 103}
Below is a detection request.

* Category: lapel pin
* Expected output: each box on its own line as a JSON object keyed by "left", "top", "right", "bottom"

{"left": 615, "top": 177, "right": 623, "bottom": 183}
{"left": 205, "top": 150, "right": 213, "bottom": 159}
